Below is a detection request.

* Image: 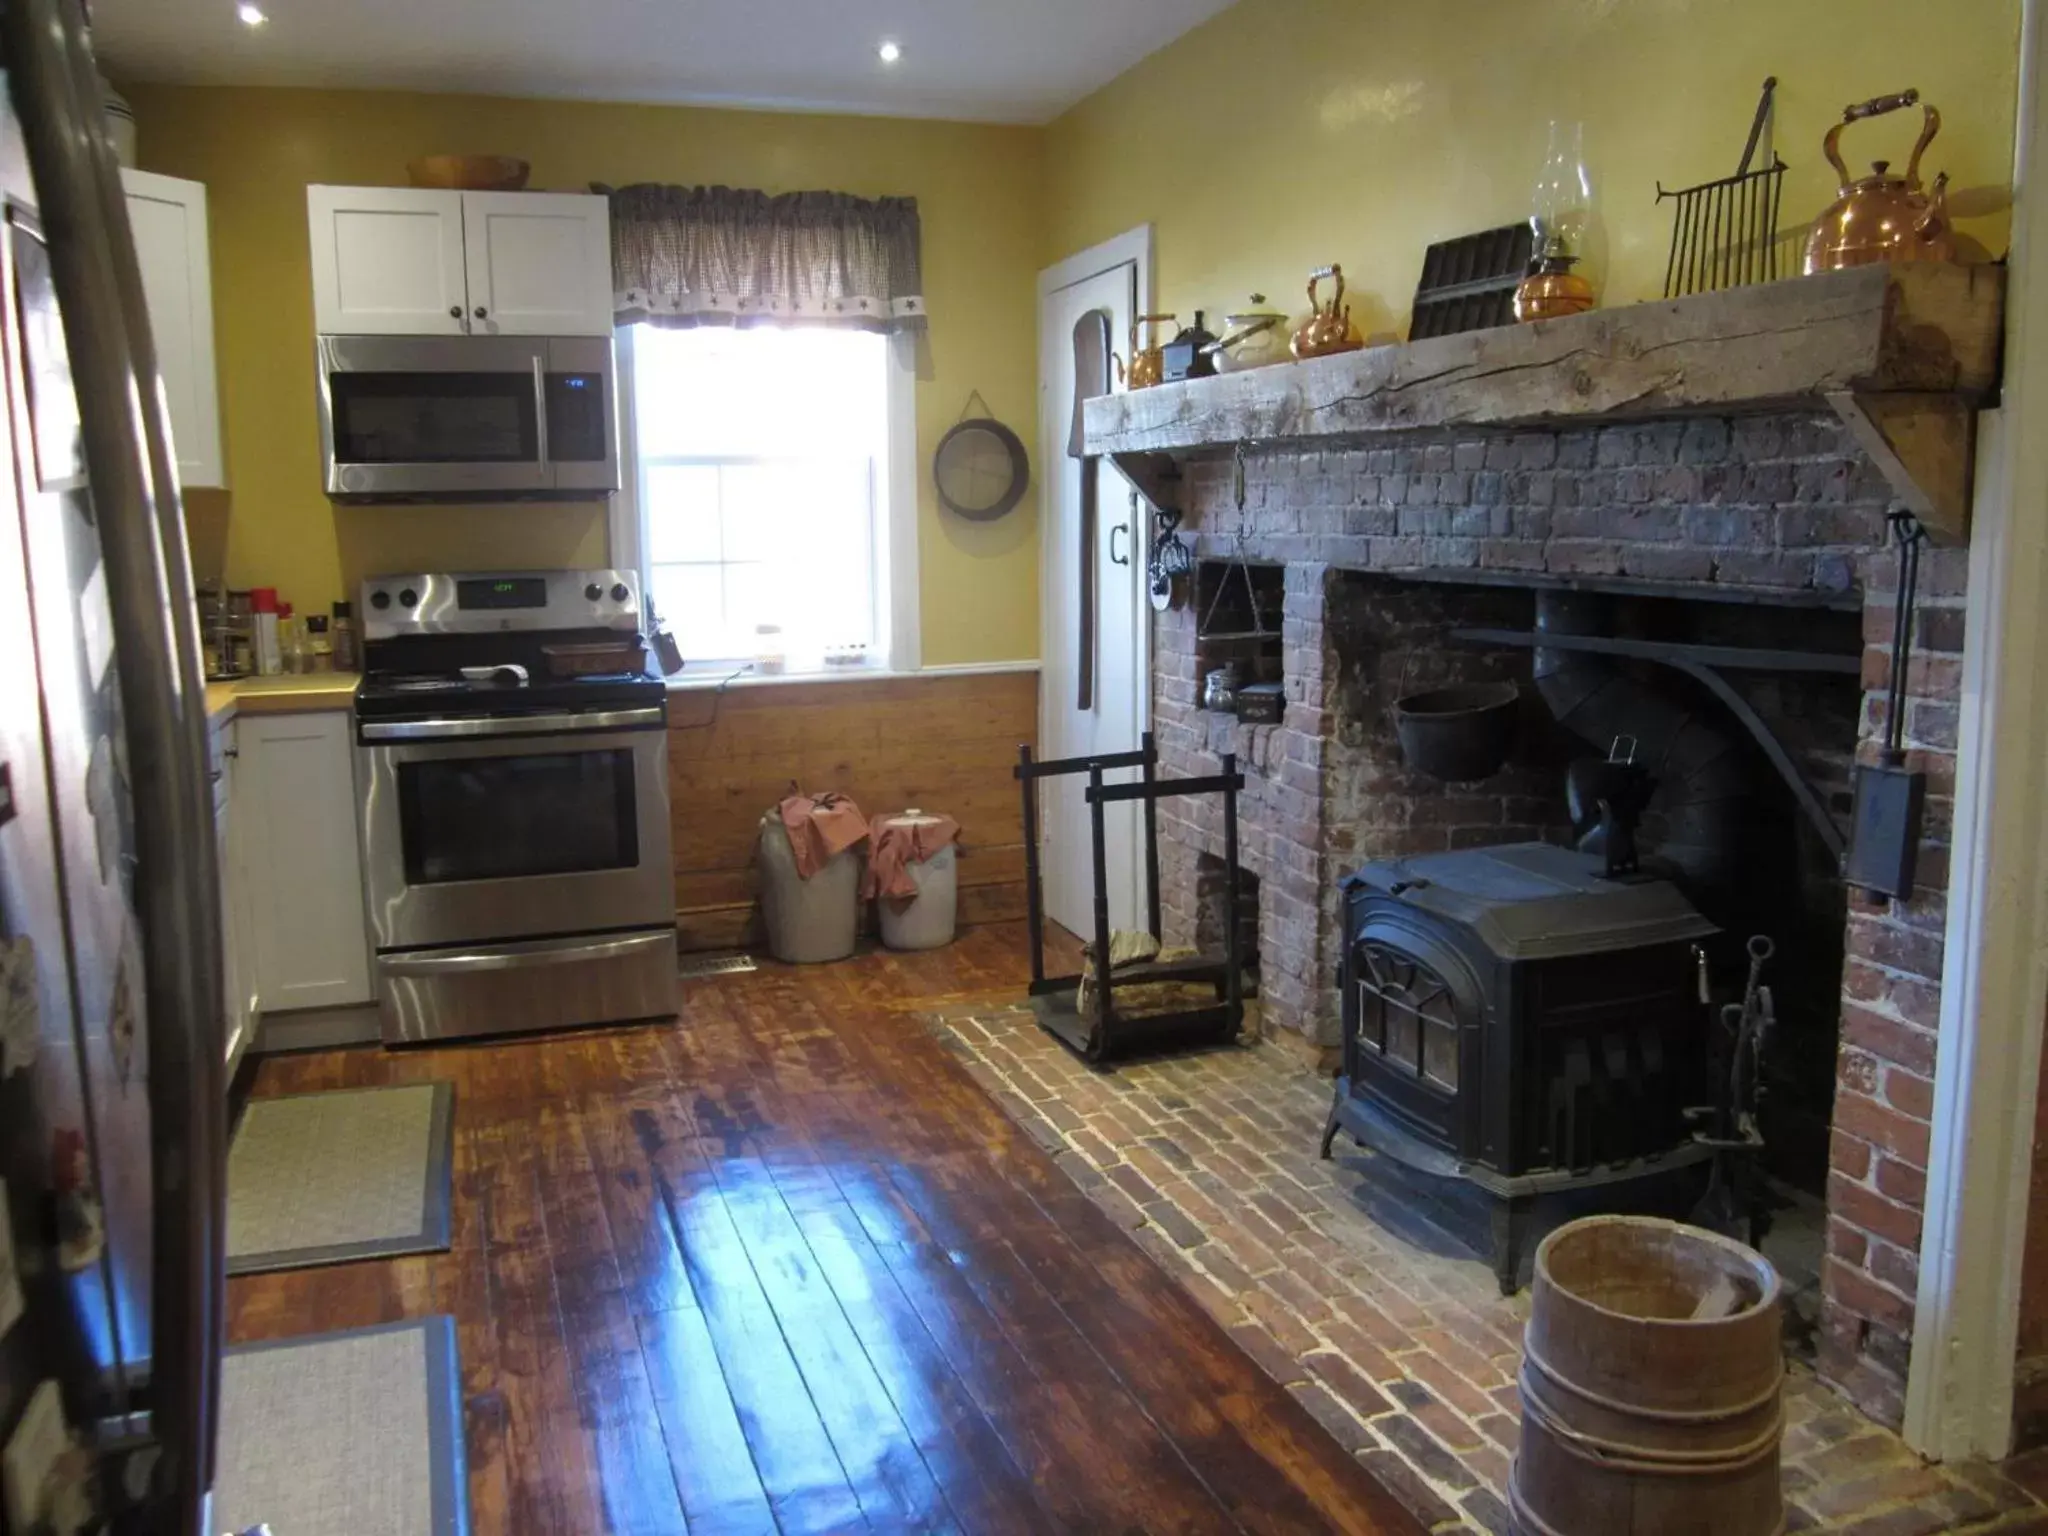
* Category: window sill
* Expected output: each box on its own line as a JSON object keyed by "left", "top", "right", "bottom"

{"left": 662, "top": 659, "right": 1039, "bottom": 693}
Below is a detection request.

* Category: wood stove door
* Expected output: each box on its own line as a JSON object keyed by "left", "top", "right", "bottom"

{"left": 1346, "top": 917, "right": 1486, "bottom": 1159}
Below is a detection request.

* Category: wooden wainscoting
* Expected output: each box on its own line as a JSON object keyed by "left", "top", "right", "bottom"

{"left": 666, "top": 669, "right": 1036, "bottom": 952}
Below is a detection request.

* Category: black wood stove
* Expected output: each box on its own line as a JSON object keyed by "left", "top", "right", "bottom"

{"left": 1320, "top": 842, "right": 1719, "bottom": 1292}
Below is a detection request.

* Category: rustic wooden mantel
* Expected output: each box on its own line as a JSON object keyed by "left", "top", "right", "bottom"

{"left": 1083, "top": 262, "right": 2006, "bottom": 540}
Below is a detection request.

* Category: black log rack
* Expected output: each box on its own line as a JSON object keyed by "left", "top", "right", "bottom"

{"left": 1015, "top": 733, "right": 1251, "bottom": 1061}
{"left": 1451, "top": 626, "right": 1858, "bottom": 861}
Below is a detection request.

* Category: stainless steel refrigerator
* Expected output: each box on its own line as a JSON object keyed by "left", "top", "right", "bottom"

{"left": 0, "top": 1, "right": 227, "bottom": 1533}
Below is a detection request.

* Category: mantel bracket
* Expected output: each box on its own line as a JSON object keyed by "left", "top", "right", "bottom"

{"left": 1107, "top": 450, "right": 1182, "bottom": 517}
{"left": 1826, "top": 391, "right": 1975, "bottom": 544}
{"left": 1452, "top": 626, "right": 1851, "bottom": 860}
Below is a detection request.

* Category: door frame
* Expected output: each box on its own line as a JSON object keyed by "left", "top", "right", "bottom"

{"left": 1904, "top": 0, "right": 2048, "bottom": 1460}
{"left": 1036, "top": 224, "right": 1156, "bottom": 932}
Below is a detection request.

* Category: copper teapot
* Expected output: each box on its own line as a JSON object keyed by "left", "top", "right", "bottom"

{"left": 1804, "top": 89, "right": 1956, "bottom": 273}
{"left": 1291, "top": 265, "right": 1364, "bottom": 360}
{"left": 1113, "top": 314, "right": 1177, "bottom": 390}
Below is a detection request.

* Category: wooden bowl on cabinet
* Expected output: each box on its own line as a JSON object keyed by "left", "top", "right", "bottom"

{"left": 406, "top": 155, "right": 531, "bottom": 192}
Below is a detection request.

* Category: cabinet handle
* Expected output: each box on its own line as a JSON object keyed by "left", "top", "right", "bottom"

{"left": 473, "top": 306, "right": 488, "bottom": 319}
{"left": 448, "top": 305, "right": 462, "bottom": 319}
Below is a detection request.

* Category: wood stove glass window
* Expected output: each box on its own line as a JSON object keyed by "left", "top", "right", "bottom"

{"left": 1354, "top": 942, "right": 1460, "bottom": 1092}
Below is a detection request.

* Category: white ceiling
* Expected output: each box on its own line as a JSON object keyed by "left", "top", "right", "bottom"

{"left": 88, "top": 0, "right": 1236, "bottom": 125}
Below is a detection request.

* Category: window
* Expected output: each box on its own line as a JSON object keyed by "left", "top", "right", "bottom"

{"left": 618, "top": 325, "right": 915, "bottom": 673}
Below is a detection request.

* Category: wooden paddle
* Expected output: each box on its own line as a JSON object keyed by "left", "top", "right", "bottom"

{"left": 1069, "top": 309, "right": 1110, "bottom": 712}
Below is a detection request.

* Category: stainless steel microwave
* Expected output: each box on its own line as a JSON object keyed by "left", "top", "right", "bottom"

{"left": 315, "top": 334, "right": 619, "bottom": 501}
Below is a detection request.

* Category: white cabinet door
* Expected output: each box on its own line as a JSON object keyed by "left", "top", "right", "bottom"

{"left": 238, "top": 711, "right": 373, "bottom": 1011}
{"left": 460, "top": 191, "right": 613, "bottom": 336}
{"left": 122, "top": 169, "right": 224, "bottom": 488}
{"left": 307, "top": 185, "right": 468, "bottom": 335}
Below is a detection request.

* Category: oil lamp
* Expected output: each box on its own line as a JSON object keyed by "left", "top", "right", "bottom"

{"left": 1514, "top": 120, "right": 1597, "bottom": 323}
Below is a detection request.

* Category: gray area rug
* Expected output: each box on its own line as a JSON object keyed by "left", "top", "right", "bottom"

{"left": 216, "top": 1316, "right": 468, "bottom": 1536}
{"left": 226, "top": 1082, "right": 453, "bottom": 1274}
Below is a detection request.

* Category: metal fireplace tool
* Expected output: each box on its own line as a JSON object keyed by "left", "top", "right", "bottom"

{"left": 1688, "top": 934, "right": 1778, "bottom": 1245}
{"left": 1658, "top": 77, "right": 1789, "bottom": 298}
{"left": 1015, "top": 733, "right": 1251, "bottom": 1061}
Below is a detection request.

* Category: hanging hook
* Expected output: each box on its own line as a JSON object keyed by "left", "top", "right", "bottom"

{"left": 1232, "top": 441, "right": 1248, "bottom": 512}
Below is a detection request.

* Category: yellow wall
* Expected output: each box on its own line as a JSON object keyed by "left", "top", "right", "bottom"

{"left": 124, "top": 85, "right": 1045, "bottom": 665}
{"left": 1044, "top": 0, "right": 2019, "bottom": 340}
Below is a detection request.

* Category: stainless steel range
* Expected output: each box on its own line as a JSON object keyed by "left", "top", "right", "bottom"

{"left": 354, "top": 568, "right": 676, "bottom": 1044}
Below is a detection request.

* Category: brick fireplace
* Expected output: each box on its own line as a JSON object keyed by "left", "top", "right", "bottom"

{"left": 1146, "top": 411, "right": 1964, "bottom": 1430}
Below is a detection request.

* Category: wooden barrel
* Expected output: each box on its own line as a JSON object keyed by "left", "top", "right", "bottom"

{"left": 1509, "top": 1215, "right": 1784, "bottom": 1536}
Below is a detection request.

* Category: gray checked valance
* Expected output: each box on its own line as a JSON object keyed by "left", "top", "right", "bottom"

{"left": 605, "top": 184, "right": 926, "bottom": 332}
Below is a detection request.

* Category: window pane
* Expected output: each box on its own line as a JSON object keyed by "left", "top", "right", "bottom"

{"left": 720, "top": 463, "right": 803, "bottom": 565}
{"left": 651, "top": 564, "right": 725, "bottom": 661}
{"left": 630, "top": 324, "right": 892, "bottom": 669}
{"left": 644, "top": 464, "right": 721, "bottom": 564}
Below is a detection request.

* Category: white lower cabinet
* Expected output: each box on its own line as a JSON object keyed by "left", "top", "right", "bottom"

{"left": 209, "top": 717, "right": 257, "bottom": 1075}
{"left": 231, "top": 711, "right": 373, "bottom": 1014}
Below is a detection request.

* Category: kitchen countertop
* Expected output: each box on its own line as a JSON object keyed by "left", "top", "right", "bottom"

{"left": 206, "top": 672, "right": 359, "bottom": 724}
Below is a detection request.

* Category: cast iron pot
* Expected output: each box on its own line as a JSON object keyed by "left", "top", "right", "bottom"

{"left": 1393, "top": 681, "right": 1520, "bottom": 781}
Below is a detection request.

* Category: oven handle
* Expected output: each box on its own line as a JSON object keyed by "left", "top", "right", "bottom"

{"left": 360, "top": 705, "right": 667, "bottom": 741}
{"left": 383, "top": 930, "right": 674, "bottom": 975}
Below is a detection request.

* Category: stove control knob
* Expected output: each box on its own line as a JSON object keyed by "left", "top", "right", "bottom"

{"left": 584, "top": 582, "right": 603, "bottom": 602}
{"left": 369, "top": 589, "right": 391, "bottom": 611}
{"left": 398, "top": 588, "right": 418, "bottom": 609}
{"left": 610, "top": 582, "right": 630, "bottom": 603}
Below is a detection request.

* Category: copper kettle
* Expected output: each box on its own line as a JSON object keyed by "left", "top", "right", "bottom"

{"left": 1291, "top": 265, "right": 1364, "bottom": 360}
{"left": 1804, "top": 89, "right": 1956, "bottom": 273}
{"left": 1113, "top": 314, "right": 1177, "bottom": 390}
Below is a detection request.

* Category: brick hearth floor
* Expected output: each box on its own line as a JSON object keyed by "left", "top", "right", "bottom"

{"left": 927, "top": 1003, "right": 2048, "bottom": 1535}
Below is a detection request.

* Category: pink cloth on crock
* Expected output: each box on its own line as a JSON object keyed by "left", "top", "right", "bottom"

{"left": 863, "top": 812, "right": 961, "bottom": 901}
{"left": 776, "top": 792, "right": 870, "bottom": 880}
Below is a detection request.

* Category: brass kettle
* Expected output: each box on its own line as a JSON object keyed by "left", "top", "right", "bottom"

{"left": 1804, "top": 89, "right": 1956, "bottom": 273}
{"left": 1113, "top": 314, "right": 1177, "bottom": 390}
{"left": 1291, "top": 265, "right": 1364, "bottom": 360}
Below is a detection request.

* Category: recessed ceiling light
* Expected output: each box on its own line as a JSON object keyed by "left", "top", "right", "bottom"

{"left": 877, "top": 40, "right": 902, "bottom": 64}
{"left": 236, "top": 2, "right": 267, "bottom": 25}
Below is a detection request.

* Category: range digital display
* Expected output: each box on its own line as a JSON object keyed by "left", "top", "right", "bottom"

{"left": 456, "top": 576, "right": 549, "bottom": 611}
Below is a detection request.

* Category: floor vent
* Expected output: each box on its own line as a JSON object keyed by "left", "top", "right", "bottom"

{"left": 678, "top": 952, "right": 758, "bottom": 979}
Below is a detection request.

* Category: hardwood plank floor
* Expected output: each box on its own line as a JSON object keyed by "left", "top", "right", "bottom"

{"left": 229, "top": 923, "right": 1422, "bottom": 1535}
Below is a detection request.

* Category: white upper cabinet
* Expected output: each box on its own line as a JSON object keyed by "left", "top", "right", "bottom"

{"left": 461, "top": 192, "right": 613, "bottom": 335}
{"left": 307, "top": 185, "right": 469, "bottom": 335}
{"left": 122, "top": 169, "right": 224, "bottom": 488}
{"left": 307, "top": 185, "right": 612, "bottom": 337}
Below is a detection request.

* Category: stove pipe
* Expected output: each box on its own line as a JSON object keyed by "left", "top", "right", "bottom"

{"left": 1532, "top": 590, "right": 1749, "bottom": 889}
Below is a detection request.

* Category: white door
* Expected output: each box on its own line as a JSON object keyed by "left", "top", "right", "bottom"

{"left": 1038, "top": 232, "right": 1150, "bottom": 942}
{"left": 239, "top": 712, "right": 374, "bottom": 1012}
{"left": 122, "top": 169, "right": 224, "bottom": 487}
{"left": 460, "top": 191, "right": 613, "bottom": 336}
{"left": 306, "top": 185, "right": 468, "bottom": 335}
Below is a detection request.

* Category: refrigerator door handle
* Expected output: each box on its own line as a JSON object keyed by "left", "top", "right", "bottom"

{"left": 2, "top": 3, "right": 227, "bottom": 1532}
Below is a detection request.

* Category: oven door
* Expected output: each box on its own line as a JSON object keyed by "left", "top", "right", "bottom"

{"left": 319, "top": 333, "right": 550, "bottom": 498}
{"left": 359, "top": 707, "right": 674, "bottom": 949}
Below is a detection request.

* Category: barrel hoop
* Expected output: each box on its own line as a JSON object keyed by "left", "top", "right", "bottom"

{"left": 1523, "top": 1335, "right": 1785, "bottom": 1424}
{"left": 1509, "top": 1467, "right": 1786, "bottom": 1536}
{"left": 1518, "top": 1363, "right": 1784, "bottom": 1474}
